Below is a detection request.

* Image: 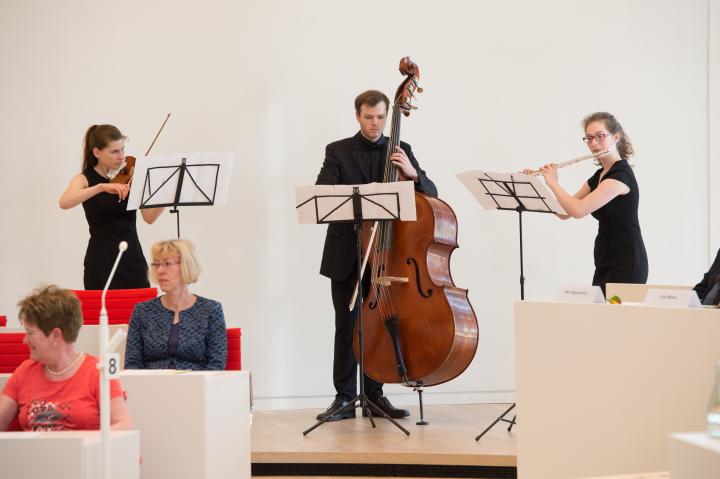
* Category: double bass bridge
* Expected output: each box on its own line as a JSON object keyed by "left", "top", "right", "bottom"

{"left": 372, "top": 276, "right": 409, "bottom": 287}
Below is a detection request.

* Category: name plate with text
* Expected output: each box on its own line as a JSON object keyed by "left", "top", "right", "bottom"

{"left": 555, "top": 285, "right": 605, "bottom": 303}
{"left": 644, "top": 289, "right": 701, "bottom": 308}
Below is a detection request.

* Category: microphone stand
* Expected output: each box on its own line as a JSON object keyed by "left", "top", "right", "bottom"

{"left": 98, "top": 241, "right": 129, "bottom": 479}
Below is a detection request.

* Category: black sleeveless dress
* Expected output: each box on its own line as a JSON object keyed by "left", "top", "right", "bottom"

{"left": 587, "top": 160, "right": 648, "bottom": 293}
{"left": 81, "top": 168, "right": 150, "bottom": 289}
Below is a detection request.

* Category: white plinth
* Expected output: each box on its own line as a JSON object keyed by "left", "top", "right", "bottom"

{"left": 0, "top": 430, "right": 139, "bottom": 479}
{"left": 515, "top": 301, "right": 720, "bottom": 479}
{"left": 669, "top": 432, "right": 720, "bottom": 478}
{"left": 120, "top": 370, "right": 251, "bottom": 479}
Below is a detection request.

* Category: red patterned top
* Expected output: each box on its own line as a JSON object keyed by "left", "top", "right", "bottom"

{"left": 2, "top": 355, "right": 122, "bottom": 431}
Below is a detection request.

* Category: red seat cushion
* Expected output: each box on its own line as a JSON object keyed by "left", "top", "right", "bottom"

{"left": 0, "top": 315, "right": 6, "bottom": 327}
{"left": 225, "top": 328, "right": 241, "bottom": 370}
{"left": 0, "top": 332, "right": 27, "bottom": 429}
{"left": 72, "top": 288, "right": 158, "bottom": 325}
{"left": 0, "top": 333, "right": 30, "bottom": 373}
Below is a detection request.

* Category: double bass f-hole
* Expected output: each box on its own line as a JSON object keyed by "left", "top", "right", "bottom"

{"left": 406, "top": 257, "right": 432, "bottom": 298}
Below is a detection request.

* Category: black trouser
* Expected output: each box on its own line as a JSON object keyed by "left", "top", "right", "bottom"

{"left": 331, "top": 271, "right": 383, "bottom": 401}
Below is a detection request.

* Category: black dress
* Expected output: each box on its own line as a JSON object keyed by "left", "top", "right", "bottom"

{"left": 81, "top": 168, "right": 150, "bottom": 290}
{"left": 587, "top": 160, "right": 648, "bottom": 293}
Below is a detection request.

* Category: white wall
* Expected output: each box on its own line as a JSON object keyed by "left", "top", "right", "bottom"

{"left": 0, "top": 0, "right": 715, "bottom": 409}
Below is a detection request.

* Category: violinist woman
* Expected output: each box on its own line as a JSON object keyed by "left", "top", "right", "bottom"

{"left": 59, "top": 125, "right": 164, "bottom": 289}
{"left": 533, "top": 112, "right": 648, "bottom": 294}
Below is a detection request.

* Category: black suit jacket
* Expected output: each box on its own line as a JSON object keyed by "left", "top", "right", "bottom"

{"left": 694, "top": 248, "right": 720, "bottom": 302}
{"left": 315, "top": 132, "right": 437, "bottom": 281}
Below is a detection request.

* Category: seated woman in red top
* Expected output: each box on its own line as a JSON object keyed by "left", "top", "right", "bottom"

{"left": 0, "top": 285, "right": 133, "bottom": 431}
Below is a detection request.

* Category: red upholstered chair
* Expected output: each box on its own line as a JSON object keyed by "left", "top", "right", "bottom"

{"left": 0, "top": 333, "right": 29, "bottom": 431}
{"left": 225, "top": 328, "right": 242, "bottom": 370}
{"left": 0, "top": 333, "right": 30, "bottom": 373}
{"left": 0, "top": 315, "right": 6, "bottom": 327}
{"left": 73, "top": 288, "right": 158, "bottom": 325}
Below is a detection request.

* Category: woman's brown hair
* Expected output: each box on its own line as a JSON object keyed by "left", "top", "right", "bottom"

{"left": 17, "top": 285, "right": 83, "bottom": 343}
{"left": 582, "top": 112, "right": 634, "bottom": 161}
{"left": 81, "top": 124, "right": 126, "bottom": 171}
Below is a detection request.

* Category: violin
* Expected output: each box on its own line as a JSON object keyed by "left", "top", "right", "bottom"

{"left": 110, "top": 155, "right": 136, "bottom": 184}
{"left": 110, "top": 113, "right": 171, "bottom": 184}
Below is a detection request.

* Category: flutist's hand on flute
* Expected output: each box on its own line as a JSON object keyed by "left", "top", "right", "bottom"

{"left": 538, "top": 163, "right": 559, "bottom": 187}
{"left": 527, "top": 163, "right": 568, "bottom": 218}
{"left": 521, "top": 164, "right": 559, "bottom": 185}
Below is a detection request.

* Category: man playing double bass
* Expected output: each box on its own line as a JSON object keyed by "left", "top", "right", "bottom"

{"left": 314, "top": 90, "right": 438, "bottom": 422}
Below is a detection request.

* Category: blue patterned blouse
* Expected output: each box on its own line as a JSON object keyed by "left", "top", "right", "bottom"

{"left": 124, "top": 296, "right": 227, "bottom": 370}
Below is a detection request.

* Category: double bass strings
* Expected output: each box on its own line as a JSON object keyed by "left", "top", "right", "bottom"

{"left": 374, "top": 102, "right": 406, "bottom": 321}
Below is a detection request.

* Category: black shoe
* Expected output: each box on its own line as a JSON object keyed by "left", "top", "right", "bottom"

{"left": 363, "top": 396, "right": 410, "bottom": 419}
{"left": 316, "top": 398, "right": 356, "bottom": 422}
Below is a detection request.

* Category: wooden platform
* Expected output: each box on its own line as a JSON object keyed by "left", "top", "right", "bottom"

{"left": 251, "top": 403, "right": 517, "bottom": 478}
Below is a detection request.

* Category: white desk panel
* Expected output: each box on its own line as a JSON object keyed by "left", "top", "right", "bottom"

{"left": 121, "top": 370, "right": 251, "bottom": 479}
{"left": 0, "top": 430, "right": 139, "bottom": 479}
{"left": 515, "top": 301, "right": 720, "bottom": 479}
{"left": 669, "top": 432, "right": 720, "bottom": 478}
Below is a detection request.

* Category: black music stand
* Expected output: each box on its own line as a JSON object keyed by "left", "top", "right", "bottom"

{"left": 457, "top": 171, "right": 565, "bottom": 440}
{"left": 138, "top": 158, "right": 221, "bottom": 238}
{"left": 296, "top": 182, "right": 415, "bottom": 436}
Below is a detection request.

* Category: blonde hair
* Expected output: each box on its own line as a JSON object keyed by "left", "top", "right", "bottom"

{"left": 149, "top": 239, "right": 201, "bottom": 285}
{"left": 17, "top": 285, "right": 82, "bottom": 342}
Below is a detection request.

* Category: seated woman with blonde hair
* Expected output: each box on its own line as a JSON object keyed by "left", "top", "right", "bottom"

{"left": 0, "top": 285, "right": 133, "bottom": 431}
{"left": 125, "top": 239, "right": 227, "bottom": 370}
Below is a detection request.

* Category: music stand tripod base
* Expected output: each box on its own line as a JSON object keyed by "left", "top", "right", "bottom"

{"left": 475, "top": 403, "right": 516, "bottom": 440}
{"left": 299, "top": 185, "right": 414, "bottom": 436}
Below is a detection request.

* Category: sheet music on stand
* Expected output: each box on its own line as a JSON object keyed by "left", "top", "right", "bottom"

{"left": 456, "top": 171, "right": 566, "bottom": 215}
{"left": 295, "top": 181, "right": 417, "bottom": 224}
{"left": 126, "top": 152, "right": 233, "bottom": 211}
{"left": 126, "top": 152, "right": 233, "bottom": 238}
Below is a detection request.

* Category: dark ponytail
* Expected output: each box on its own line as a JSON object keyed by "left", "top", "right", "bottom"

{"left": 81, "top": 124, "right": 125, "bottom": 172}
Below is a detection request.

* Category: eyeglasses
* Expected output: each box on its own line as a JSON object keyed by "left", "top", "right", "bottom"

{"left": 150, "top": 260, "right": 180, "bottom": 269}
{"left": 582, "top": 132, "right": 611, "bottom": 144}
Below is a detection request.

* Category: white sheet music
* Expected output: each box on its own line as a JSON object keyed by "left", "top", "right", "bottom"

{"left": 456, "top": 170, "right": 566, "bottom": 215}
{"left": 295, "top": 181, "right": 417, "bottom": 224}
{"left": 126, "top": 152, "right": 234, "bottom": 210}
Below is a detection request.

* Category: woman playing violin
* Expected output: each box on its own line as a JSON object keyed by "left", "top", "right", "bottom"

{"left": 59, "top": 124, "right": 164, "bottom": 289}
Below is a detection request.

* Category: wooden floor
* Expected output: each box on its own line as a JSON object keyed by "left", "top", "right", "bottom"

{"left": 251, "top": 403, "right": 516, "bottom": 477}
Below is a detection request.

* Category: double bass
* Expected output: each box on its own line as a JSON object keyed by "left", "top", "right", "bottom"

{"left": 354, "top": 58, "right": 478, "bottom": 388}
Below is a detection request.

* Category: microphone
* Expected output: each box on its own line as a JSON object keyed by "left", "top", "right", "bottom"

{"left": 98, "top": 240, "right": 129, "bottom": 479}
{"left": 101, "top": 241, "right": 129, "bottom": 309}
